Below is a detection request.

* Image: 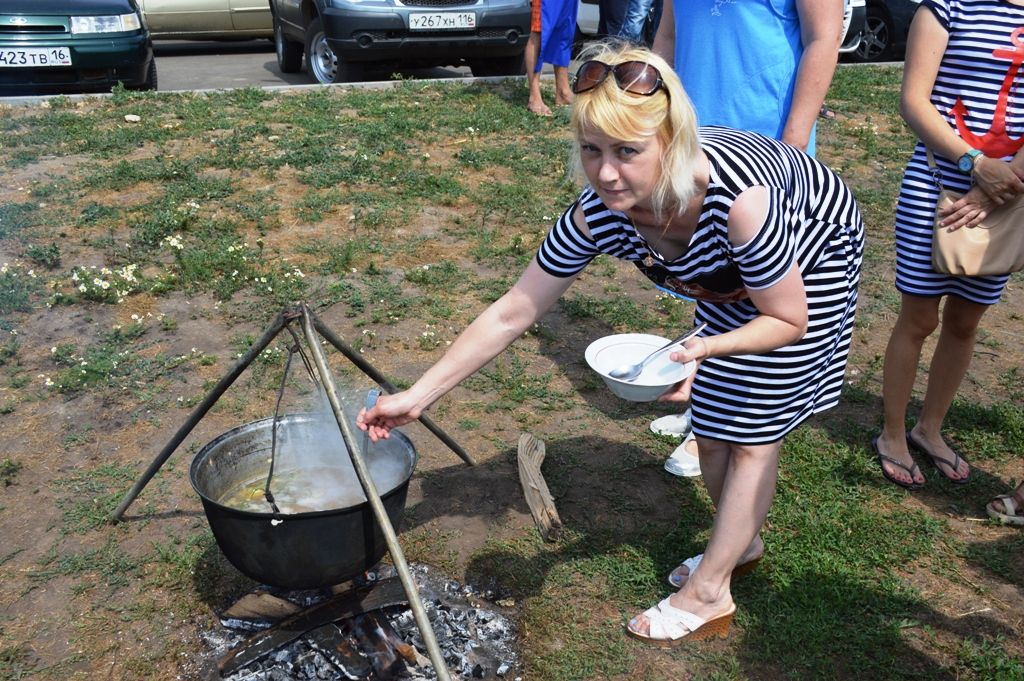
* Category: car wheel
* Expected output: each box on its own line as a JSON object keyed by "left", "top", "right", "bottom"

{"left": 850, "top": 6, "right": 893, "bottom": 63}
{"left": 305, "top": 16, "right": 360, "bottom": 84}
{"left": 275, "top": 20, "right": 303, "bottom": 73}
{"left": 469, "top": 53, "right": 526, "bottom": 78}
{"left": 129, "top": 60, "right": 157, "bottom": 91}
{"left": 145, "top": 60, "right": 157, "bottom": 90}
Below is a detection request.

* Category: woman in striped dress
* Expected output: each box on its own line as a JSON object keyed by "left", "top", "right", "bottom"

{"left": 358, "top": 42, "right": 864, "bottom": 645}
{"left": 874, "top": 0, "right": 1024, "bottom": 491}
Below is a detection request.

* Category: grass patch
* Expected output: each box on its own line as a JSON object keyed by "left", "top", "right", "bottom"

{"left": 23, "top": 243, "right": 60, "bottom": 269}
{"left": 44, "top": 321, "right": 203, "bottom": 396}
{"left": 0, "top": 203, "right": 38, "bottom": 239}
{"left": 1, "top": 69, "right": 1022, "bottom": 680}
{"left": 0, "top": 643, "right": 37, "bottom": 680}
{"left": 31, "top": 536, "right": 141, "bottom": 589}
{"left": 956, "top": 636, "right": 1024, "bottom": 680}
{"left": 0, "top": 458, "right": 22, "bottom": 486}
{"left": 149, "top": 532, "right": 218, "bottom": 590}
{"left": 0, "top": 263, "right": 41, "bottom": 315}
{"left": 52, "top": 463, "right": 138, "bottom": 533}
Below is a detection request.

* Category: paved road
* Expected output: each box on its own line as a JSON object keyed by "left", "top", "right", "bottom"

{"left": 1, "top": 40, "right": 887, "bottom": 104}
{"left": 154, "top": 39, "right": 484, "bottom": 93}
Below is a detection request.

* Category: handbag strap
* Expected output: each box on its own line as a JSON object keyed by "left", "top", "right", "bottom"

{"left": 924, "top": 147, "right": 944, "bottom": 190}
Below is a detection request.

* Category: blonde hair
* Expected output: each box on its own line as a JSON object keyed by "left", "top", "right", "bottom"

{"left": 569, "top": 41, "right": 702, "bottom": 224}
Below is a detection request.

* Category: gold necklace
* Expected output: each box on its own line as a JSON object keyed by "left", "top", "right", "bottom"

{"left": 639, "top": 209, "right": 676, "bottom": 267}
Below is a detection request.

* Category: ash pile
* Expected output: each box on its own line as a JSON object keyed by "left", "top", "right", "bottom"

{"left": 201, "top": 564, "right": 520, "bottom": 680}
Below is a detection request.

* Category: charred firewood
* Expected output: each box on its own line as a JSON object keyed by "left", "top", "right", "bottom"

{"left": 305, "top": 623, "right": 372, "bottom": 678}
{"left": 218, "top": 577, "right": 406, "bottom": 676}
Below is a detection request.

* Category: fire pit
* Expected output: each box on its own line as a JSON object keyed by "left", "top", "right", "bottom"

{"left": 205, "top": 565, "right": 520, "bottom": 680}
{"left": 115, "top": 305, "right": 477, "bottom": 679}
{"left": 190, "top": 411, "right": 418, "bottom": 589}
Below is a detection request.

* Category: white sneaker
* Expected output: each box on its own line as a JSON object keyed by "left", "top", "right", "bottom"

{"left": 650, "top": 409, "right": 692, "bottom": 437}
{"left": 664, "top": 432, "right": 701, "bottom": 477}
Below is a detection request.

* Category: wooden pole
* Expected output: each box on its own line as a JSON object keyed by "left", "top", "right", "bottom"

{"left": 110, "top": 310, "right": 292, "bottom": 523}
{"left": 300, "top": 305, "right": 453, "bottom": 681}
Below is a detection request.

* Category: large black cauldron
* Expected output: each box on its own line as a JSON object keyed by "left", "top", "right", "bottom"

{"left": 190, "top": 412, "right": 417, "bottom": 589}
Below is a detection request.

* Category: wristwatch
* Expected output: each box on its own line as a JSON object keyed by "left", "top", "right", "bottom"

{"left": 957, "top": 149, "right": 983, "bottom": 174}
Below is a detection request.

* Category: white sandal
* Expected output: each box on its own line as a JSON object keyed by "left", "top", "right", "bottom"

{"left": 626, "top": 598, "right": 735, "bottom": 647}
{"left": 664, "top": 432, "right": 701, "bottom": 477}
{"left": 987, "top": 492, "right": 1024, "bottom": 526}
{"left": 650, "top": 409, "right": 692, "bottom": 437}
{"left": 667, "top": 552, "right": 762, "bottom": 588}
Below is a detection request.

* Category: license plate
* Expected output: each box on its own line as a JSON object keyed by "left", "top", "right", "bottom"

{"left": 0, "top": 47, "right": 72, "bottom": 67}
{"left": 408, "top": 12, "right": 476, "bottom": 31}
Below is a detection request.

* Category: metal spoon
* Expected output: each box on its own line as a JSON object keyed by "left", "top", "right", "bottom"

{"left": 362, "top": 388, "right": 380, "bottom": 456}
{"left": 608, "top": 322, "right": 708, "bottom": 382}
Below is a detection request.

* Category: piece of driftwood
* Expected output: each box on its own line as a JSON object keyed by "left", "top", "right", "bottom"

{"left": 517, "top": 433, "right": 562, "bottom": 542}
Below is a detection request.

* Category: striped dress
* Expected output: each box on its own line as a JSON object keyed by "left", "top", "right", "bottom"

{"left": 895, "top": 0, "right": 1024, "bottom": 304}
{"left": 537, "top": 127, "right": 864, "bottom": 444}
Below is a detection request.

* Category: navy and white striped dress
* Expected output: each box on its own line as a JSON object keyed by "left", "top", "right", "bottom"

{"left": 895, "top": 0, "right": 1024, "bottom": 304}
{"left": 538, "top": 127, "right": 864, "bottom": 444}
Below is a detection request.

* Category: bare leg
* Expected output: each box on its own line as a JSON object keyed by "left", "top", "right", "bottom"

{"left": 667, "top": 437, "right": 764, "bottom": 585}
{"left": 525, "top": 32, "right": 551, "bottom": 116}
{"left": 877, "top": 293, "right": 939, "bottom": 486}
{"left": 553, "top": 65, "right": 573, "bottom": 106}
{"left": 909, "top": 295, "right": 988, "bottom": 480}
{"left": 631, "top": 440, "right": 780, "bottom": 636}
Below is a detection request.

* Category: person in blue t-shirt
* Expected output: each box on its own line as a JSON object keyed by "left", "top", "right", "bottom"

{"left": 653, "top": 0, "right": 842, "bottom": 156}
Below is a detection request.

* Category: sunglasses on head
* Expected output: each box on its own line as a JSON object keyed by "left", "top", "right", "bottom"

{"left": 572, "top": 60, "right": 668, "bottom": 97}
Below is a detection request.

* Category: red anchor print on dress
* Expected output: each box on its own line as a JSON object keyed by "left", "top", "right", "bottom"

{"left": 951, "top": 27, "right": 1024, "bottom": 158}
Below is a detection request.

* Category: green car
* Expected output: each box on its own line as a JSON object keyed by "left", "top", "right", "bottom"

{"left": 0, "top": 0, "right": 156, "bottom": 94}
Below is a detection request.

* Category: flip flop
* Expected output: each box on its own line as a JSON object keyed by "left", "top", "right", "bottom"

{"left": 986, "top": 493, "right": 1024, "bottom": 526}
{"left": 905, "top": 431, "right": 970, "bottom": 484}
{"left": 872, "top": 436, "right": 924, "bottom": 490}
{"left": 626, "top": 598, "right": 735, "bottom": 647}
{"left": 667, "top": 552, "right": 762, "bottom": 588}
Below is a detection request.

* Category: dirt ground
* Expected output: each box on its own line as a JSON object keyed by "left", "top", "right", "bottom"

{"left": 0, "top": 97, "right": 1023, "bottom": 681}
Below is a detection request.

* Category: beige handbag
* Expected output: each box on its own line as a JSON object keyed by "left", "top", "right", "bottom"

{"left": 927, "top": 149, "right": 1024, "bottom": 276}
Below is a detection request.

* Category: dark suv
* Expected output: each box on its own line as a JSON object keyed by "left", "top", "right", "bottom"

{"left": 270, "top": 0, "right": 531, "bottom": 84}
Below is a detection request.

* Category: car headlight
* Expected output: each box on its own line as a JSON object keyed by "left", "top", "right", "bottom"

{"left": 70, "top": 13, "right": 143, "bottom": 34}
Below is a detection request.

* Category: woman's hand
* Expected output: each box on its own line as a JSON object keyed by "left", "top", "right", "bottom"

{"left": 657, "top": 336, "right": 708, "bottom": 403}
{"left": 972, "top": 157, "right": 1024, "bottom": 205}
{"left": 357, "top": 391, "right": 423, "bottom": 442}
{"left": 937, "top": 186, "right": 999, "bottom": 231}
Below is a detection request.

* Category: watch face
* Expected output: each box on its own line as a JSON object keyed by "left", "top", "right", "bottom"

{"left": 958, "top": 155, "right": 974, "bottom": 172}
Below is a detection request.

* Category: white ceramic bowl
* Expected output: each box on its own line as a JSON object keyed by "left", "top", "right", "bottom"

{"left": 584, "top": 333, "right": 696, "bottom": 402}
